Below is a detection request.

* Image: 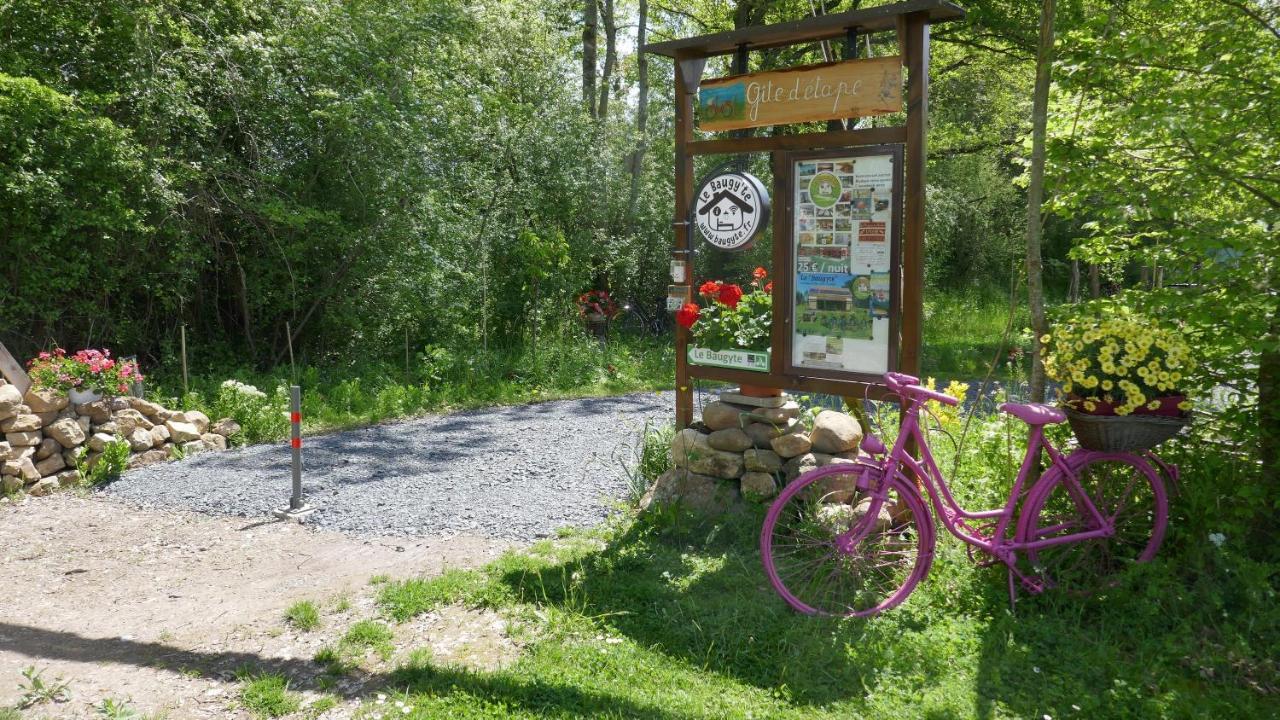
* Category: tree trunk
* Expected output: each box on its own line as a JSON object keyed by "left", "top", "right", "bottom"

{"left": 1260, "top": 223, "right": 1280, "bottom": 542}
{"left": 1025, "top": 0, "right": 1055, "bottom": 403}
{"left": 582, "top": 0, "right": 597, "bottom": 118}
{"left": 625, "top": 0, "right": 649, "bottom": 225}
{"left": 1261, "top": 323, "right": 1279, "bottom": 493}
{"left": 1088, "top": 263, "right": 1101, "bottom": 297}
{"left": 1068, "top": 259, "right": 1080, "bottom": 302}
{"left": 597, "top": 0, "right": 617, "bottom": 120}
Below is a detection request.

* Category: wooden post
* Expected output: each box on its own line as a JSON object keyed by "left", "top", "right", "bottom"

{"left": 286, "top": 320, "right": 297, "bottom": 385}
{"left": 899, "top": 12, "right": 930, "bottom": 456}
{"left": 0, "top": 341, "right": 32, "bottom": 395}
{"left": 180, "top": 324, "right": 189, "bottom": 396}
{"left": 673, "top": 53, "right": 699, "bottom": 428}
{"left": 900, "top": 12, "right": 929, "bottom": 381}
{"left": 770, "top": 151, "right": 789, "bottom": 378}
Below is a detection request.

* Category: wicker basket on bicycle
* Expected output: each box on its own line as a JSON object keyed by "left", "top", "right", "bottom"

{"left": 1065, "top": 408, "right": 1188, "bottom": 453}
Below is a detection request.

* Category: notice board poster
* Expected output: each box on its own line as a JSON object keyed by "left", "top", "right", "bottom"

{"left": 789, "top": 149, "right": 900, "bottom": 377}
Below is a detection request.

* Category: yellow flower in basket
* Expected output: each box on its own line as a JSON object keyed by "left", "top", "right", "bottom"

{"left": 1042, "top": 305, "right": 1194, "bottom": 419}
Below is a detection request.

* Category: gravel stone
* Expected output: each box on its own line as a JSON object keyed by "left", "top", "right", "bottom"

{"left": 104, "top": 392, "right": 699, "bottom": 542}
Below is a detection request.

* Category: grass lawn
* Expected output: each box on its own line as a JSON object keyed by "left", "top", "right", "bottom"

{"left": 144, "top": 333, "right": 676, "bottom": 444}
{"left": 357, "top": 507, "right": 1277, "bottom": 719}
{"left": 341, "top": 403, "right": 1275, "bottom": 719}
{"left": 923, "top": 286, "right": 1031, "bottom": 382}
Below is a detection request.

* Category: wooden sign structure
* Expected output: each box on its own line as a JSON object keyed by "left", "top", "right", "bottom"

{"left": 644, "top": 0, "right": 965, "bottom": 427}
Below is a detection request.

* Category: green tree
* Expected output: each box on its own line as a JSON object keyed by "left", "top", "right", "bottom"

{"left": 1048, "top": 0, "right": 1280, "bottom": 533}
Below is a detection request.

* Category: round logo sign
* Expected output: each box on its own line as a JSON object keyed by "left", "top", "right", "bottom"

{"left": 693, "top": 171, "right": 770, "bottom": 251}
{"left": 808, "top": 171, "right": 842, "bottom": 209}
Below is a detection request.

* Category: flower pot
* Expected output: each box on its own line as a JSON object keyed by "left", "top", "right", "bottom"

{"left": 739, "top": 383, "right": 782, "bottom": 398}
{"left": 68, "top": 387, "right": 102, "bottom": 405}
{"left": 1065, "top": 408, "right": 1189, "bottom": 452}
{"left": 583, "top": 312, "right": 608, "bottom": 342}
{"left": 1069, "top": 394, "right": 1185, "bottom": 418}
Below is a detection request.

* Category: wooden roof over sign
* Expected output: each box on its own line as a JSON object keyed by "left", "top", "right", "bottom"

{"left": 643, "top": 0, "right": 964, "bottom": 59}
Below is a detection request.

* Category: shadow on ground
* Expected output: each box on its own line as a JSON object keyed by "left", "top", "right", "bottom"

{"left": 0, "top": 622, "right": 686, "bottom": 719}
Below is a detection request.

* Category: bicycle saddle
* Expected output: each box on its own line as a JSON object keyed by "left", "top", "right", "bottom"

{"left": 998, "top": 402, "right": 1066, "bottom": 426}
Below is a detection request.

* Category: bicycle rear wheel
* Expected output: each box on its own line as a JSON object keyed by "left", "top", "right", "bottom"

{"left": 1017, "top": 452, "right": 1167, "bottom": 593}
{"left": 761, "top": 463, "right": 934, "bottom": 617}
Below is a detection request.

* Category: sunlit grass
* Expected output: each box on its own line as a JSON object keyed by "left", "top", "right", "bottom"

{"left": 923, "top": 285, "right": 1030, "bottom": 381}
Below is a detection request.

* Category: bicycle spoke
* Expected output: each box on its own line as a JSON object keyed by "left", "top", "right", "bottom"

{"left": 1022, "top": 456, "right": 1165, "bottom": 594}
{"left": 764, "top": 475, "right": 929, "bottom": 617}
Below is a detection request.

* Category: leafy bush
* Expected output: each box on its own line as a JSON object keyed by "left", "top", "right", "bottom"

{"left": 620, "top": 420, "right": 674, "bottom": 503}
{"left": 79, "top": 437, "right": 130, "bottom": 485}
{"left": 208, "top": 380, "right": 287, "bottom": 445}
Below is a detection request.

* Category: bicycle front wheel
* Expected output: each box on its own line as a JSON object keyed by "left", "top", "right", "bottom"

{"left": 1017, "top": 452, "right": 1168, "bottom": 593}
{"left": 761, "top": 463, "right": 935, "bottom": 617}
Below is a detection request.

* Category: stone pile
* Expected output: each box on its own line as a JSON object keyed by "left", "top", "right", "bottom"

{"left": 641, "top": 389, "right": 865, "bottom": 513}
{"left": 0, "top": 378, "right": 240, "bottom": 496}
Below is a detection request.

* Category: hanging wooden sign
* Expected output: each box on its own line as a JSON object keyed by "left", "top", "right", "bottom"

{"left": 697, "top": 56, "right": 902, "bottom": 132}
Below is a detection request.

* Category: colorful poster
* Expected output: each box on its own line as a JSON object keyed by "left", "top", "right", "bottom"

{"left": 792, "top": 152, "right": 897, "bottom": 375}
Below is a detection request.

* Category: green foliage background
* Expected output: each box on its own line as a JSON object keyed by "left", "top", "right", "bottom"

{"left": 1, "top": 0, "right": 1275, "bottom": 540}
{"left": 0, "top": 0, "right": 1050, "bottom": 369}
{"left": 0, "top": 0, "right": 670, "bottom": 366}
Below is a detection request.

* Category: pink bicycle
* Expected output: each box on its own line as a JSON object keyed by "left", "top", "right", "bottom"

{"left": 761, "top": 372, "right": 1176, "bottom": 616}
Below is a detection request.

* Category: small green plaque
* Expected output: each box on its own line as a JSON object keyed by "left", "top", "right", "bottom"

{"left": 688, "top": 347, "right": 771, "bottom": 373}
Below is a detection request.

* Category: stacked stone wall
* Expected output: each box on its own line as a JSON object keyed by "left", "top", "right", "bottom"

{"left": 641, "top": 390, "right": 866, "bottom": 512}
{"left": 0, "top": 378, "right": 239, "bottom": 496}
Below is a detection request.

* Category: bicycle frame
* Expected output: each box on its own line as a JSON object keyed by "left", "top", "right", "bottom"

{"left": 870, "top": 395, "right": 1114, "bottom": 563}
{"left": 765, "top": 373, "right": 1174, "bottom": 615}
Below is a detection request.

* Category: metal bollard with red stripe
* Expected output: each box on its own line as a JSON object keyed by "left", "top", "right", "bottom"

{"left": 289, "top": 385, "right": 303, "bottom": 509}
{"left": 274, "top": 385, "right": 313, "bottom": 520}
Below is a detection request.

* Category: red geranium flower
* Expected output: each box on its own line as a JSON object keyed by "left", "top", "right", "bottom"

{"left": 675, "top": 302, "right": 701, "bottom": 329}
{"left": 764, "top": 281, "right": 774, "bottom": 293}
{"left": 753, "top": 266, "right": 768, "bottom": 280}
{"left": 698, "top": 280, "right": 721, "bottom": 297}
{"left": 718, "top": 283, "right": 744, "bottom": 309}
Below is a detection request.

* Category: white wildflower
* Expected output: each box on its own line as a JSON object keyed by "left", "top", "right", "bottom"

{"left": 220, "top": 379, "right": 266, "bottom": 398}
{"left": 1208, "top": 532, "right": 1226, "bottom": 547}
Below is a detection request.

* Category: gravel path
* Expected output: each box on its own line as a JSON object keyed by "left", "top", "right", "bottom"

{"left": 104, "top": 392, "right": 684, "bottom": 541}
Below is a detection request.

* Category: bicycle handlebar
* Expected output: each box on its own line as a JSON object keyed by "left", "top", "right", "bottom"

{"left": 883, "top": 372, "right": 959, "bottom": 407}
